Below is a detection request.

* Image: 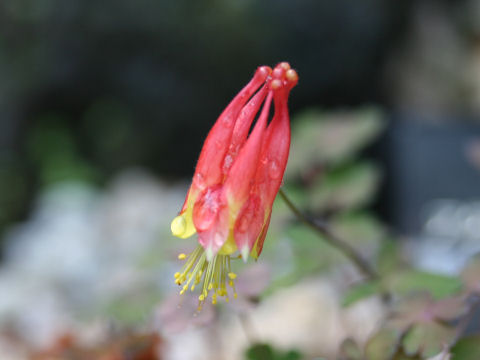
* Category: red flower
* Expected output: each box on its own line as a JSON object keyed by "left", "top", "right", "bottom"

{"left": 171, "top": 62, "right": 298, "bottom": 308}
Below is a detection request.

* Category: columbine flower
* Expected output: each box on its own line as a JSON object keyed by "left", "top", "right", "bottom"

{"left": 171, "top": 62, "right": 298, "bottom": 309}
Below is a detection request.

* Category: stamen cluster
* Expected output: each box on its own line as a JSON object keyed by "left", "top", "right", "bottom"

{"left": 174, "top": 246, "right": 237, "bottom": 310}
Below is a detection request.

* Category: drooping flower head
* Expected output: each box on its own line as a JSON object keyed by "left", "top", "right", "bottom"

{"left": 171, "top": 62, "right": 298, "bottom": 309}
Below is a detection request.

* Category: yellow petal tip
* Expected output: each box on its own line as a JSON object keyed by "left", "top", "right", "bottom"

{"left": 171, "top": 215, "right": 187, "bottom": 237}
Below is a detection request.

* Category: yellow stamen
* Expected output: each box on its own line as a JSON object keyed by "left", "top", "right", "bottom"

{"left": 178, "top": 253, "right": 187, "bottom": 260}
{"left": 174, "top": 245, "right": 239, "bottom": 308}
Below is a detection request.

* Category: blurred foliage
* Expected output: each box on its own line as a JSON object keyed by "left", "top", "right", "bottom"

{"left": 0, "top": 157, "right": 28, "bottom": 235}
{"left": 267, "top": 107, "right": 385, "bottom": 285}
{"left": 309, "top": 161, "right": 381, "bottom": 212}
{"left": 103, "top": 290, "right": 163, "bottom": 326}
{"left": 286, "top": 108, "right": 384, "bottom": 177}
{"left": 27, "top": 113, "right": 99, "bottom": 186}
{"left": 2, "top": 103, "right": 480, "bottom": 358}
{"left": 450, "top": 336, "right": 480, "bottom": 360}
{"left": 267, "top": 107, "right": 480, "bottom": 360}
{"left": 245, "top": 343, "right": 303, "bottom": 360}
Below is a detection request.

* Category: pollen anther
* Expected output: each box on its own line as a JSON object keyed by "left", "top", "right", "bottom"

{"left": 174, "top": 245, "right": 238, "bottom": 309}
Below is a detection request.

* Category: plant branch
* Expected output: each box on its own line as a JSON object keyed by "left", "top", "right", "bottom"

{"left": 278, "top": 188, "right": 379, "bottom": 280}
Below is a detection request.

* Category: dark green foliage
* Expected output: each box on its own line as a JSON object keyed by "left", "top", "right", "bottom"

{"left": 245, "top": 343, "right": 303, "bottom": 360}
{"left": 451, "top": 336, "right": 480, "bottom": 360}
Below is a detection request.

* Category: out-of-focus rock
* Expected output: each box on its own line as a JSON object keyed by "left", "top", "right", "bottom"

{"left": 162, "top": 277, "right": 384, "bottom": 360}
{"left": 0, "top": 170, "right": 186, "bottom": 349}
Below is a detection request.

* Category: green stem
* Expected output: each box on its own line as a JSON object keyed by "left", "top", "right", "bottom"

{"left": 278, "top": 188, "right": 379, "bottom": 280}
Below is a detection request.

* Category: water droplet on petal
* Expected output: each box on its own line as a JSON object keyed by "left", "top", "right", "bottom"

{"left": 268, "top": 160, "right": 281, "bottom": 179}
{"left": 194, "top": 173, "right": 205, "bottom": 188}
{"left": 222, "top": 114, "right": 234, "bottom": 126}
{"left": 222, "top": 154, "right": 233, "bottom": 173}
{"left": 193, "top": 186, "right": 223, "bottom": 231}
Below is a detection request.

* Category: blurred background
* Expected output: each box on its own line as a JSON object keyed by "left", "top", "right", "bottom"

{"left": 2, "top": 0, "right": 480, "bottom": 359}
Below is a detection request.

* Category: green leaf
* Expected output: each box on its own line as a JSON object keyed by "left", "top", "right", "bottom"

{"left": 286, "top": 224, "right": 343, "bottom": 274}
{"left": 287, "top": 107, "right": 384, "bottom": 177}
{"left": 389, "top": 270, "right": 463, "bottom": 299}
{"left": 403, "top": 323, "right": 456, "bottom": 358}
{"left": 365, "top": 328, "right": 400, "bottom": 360}
{"left": 377, "top": 239, "right": 405, "bottom": 275}
{"left": 245, "top": 343, "right": 303, "bottom": 360}
{"left": 331, "top": 211, "right": 385, "bottom": 249}
{"left": 451, "top": 336, "right": 480, "bottom": 360}
{"left": 342, "top": 281, "right": 382, "bottom": 307}
{"left": 310, "top": 161, "right": 381, "bottom": 212}
{"left": 246, "top": 344, "right": 275, "bottom": 360}
{"left": 279, "top": 350, "right": 303, "bottom": 360}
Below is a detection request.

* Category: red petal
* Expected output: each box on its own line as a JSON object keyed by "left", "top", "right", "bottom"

{"left": 192, "top": 185, "right": 224, "bottom": 232}
{"left": 252, "top": 63, "right": 297, "bottom": 209}
{"left": 222, "top": 85, "right": 269, "bottom": 175}
{"left": 197, "top": 205, "right": 230, "bottom": 258}
{"left": 252, "top": 212, "right": 272, "bottom": 259}
{"left": 193, "top": 66, "right": 271, "bottom": 190}
{"left": 224, "top": 92, "right": 273, "bottom": 206}
{"left": 233, "top": 195, "right": 265, "bottom": 258}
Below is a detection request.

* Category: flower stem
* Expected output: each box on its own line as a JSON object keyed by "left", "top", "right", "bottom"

{"left": 278, "top": 188, "right": 379, "bottom": 280}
